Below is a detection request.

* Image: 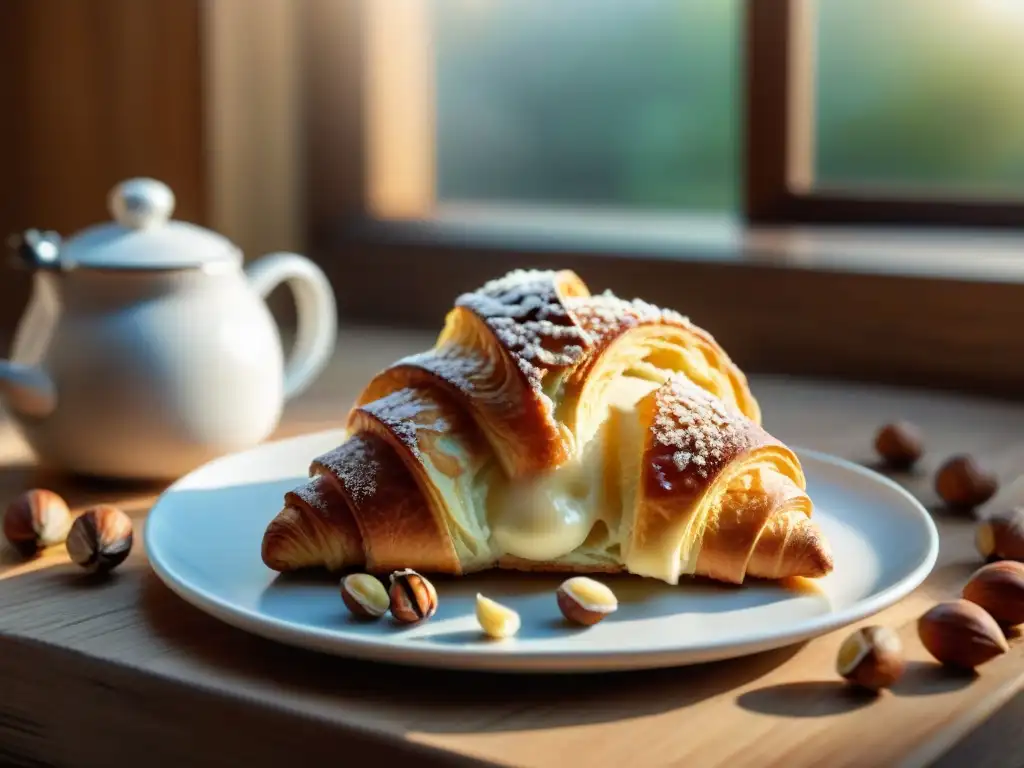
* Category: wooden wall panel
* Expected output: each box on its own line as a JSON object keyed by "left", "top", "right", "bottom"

{"left": 0, "top": 0, "right": 206, "bottom": 334}
{"left": 202, "top": 0, "right": 305, "bottom": 260}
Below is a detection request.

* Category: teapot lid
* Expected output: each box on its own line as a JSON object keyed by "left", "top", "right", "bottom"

{"left": 57, "top": 178, "right": 241, "bottom": 270}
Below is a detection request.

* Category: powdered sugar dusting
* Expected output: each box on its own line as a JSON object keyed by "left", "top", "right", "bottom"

{"left": 316, "top": 436, "right": 380, "bottom": 503}
{"left": 456, "top": 269, "right": 590, "bottom": 389}
{"left": 650, "top": 376, "right": 753, "bottom": 490}
{"left": 292, "top": 475, "right": 339, "bottom": 517}
{"left": 401, "top": 346, "right": 495, "bottom": 394}
{"left": 358, "top": 388, "right": 450, "bottom": 458}
{"left": 292, "top": 269, "right": 744, "bottom": 518}
{"left": 567, "top": 291, "right": 689, "bottom": 348}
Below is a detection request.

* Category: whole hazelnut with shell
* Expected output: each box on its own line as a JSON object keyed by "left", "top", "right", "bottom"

{"left": 874, "top": 421, "right": 923, "bottom": 470}
{"left": 977, "top": 509, "right": 1024, "bottom": 562}
{"left": 66, "top": 505, "right": 134, "bottom": 574}
{"left": 388, "top": 569, "right": 438, "bottom": 623}
{"left": 935, "top": 455, "right": 998, "bottom": 510}
{"left": 2, "top": 489, "right": 73, "bottom": 557}
{"left": 918, "top": 599, "right": 1008, "bottom": 669}
{"left": 836, "top": 625, "right": 906, "bottom": 691}
{"left": 962, "top": 561, "right": 1024, "bottom": 626}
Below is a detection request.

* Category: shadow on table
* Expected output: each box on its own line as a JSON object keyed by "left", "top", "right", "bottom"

{"left": 737, "top": 661, "right": 977, "bottom": 718}
{"left": 139, "top": 570, "right": 804, "bottom": 733}
{"left": 0, "top": 539, "right": 24, "bottom": 566}
{"left": 890, "top": 660, "right": 978, "bottom": 696}
{"left": 737, "top": 681, "right": 878, "bottom": 717}
{"left": 859, "top": 459, "right": 928, "bottom": 483}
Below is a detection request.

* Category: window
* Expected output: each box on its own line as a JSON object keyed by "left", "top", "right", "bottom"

{"left": 815, "top": 0, "right": 1024, "bottom": 198}
{"left": 434, "top": 1, "right": 741, "bottom": 212}
{"left": 747, "top": 0, "right": 1024, "bottom": 226}
{"left": 353, "top": 0, "right": 1024, "bottom": 228}
{"left": 298, "top": 0, "right": 1024, "bottom": 392}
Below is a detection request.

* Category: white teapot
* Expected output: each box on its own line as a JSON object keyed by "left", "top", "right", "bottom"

{"left": 0, "top": 178, "right": 337, "bottom": 480}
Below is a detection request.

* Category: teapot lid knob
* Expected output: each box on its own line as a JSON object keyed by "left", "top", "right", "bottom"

{"left": 108, "top": 178, "right": 175, "bottom": 230}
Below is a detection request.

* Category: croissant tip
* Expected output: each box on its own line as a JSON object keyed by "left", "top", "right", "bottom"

{"left": 798, "top": 530, "right": 835, "bottom": 579}
{"left": 260, "top": 507, "right": 301, "bottom": 572}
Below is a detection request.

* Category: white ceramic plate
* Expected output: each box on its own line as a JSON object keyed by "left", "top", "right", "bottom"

{"left": 145, "top": 430, "right": 938, "bottom": 673}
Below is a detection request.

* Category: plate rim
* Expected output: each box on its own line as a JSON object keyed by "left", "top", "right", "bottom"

{"left": 144, "top": 435, "right": 940, "bottom": 673}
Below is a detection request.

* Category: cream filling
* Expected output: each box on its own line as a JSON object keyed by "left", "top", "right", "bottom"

{"left": 424, "top": 327, "right": 754, "bottom": 571}
{"left": 615, "top": 383, "right": 655, "bottom": 576}
{"left": 487, "top": 453, "right": 598, "bottom": 562}
{"left": 487, "top": 376, "right": 660, "bottom": 563}
{"left": 416, "top": 435, "right": 495, "bottom": 571}
{"left": 474, "top": 368, "right": 776, "bottom": 579}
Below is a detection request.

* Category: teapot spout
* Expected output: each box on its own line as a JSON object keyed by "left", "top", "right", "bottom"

{"left": 0, "top": 361, "right": 57, "bottom": 419}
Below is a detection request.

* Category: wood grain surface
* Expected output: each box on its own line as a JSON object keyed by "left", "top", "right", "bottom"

{"left": 2, "top": 327, "right": 1024, "bottom": 767}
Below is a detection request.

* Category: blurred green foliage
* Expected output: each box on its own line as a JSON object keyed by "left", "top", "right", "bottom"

{"left": 435, "top": 0, "right": 1024, "bottom": 211}
{"left": 817, "top": 0, "right": 1024, "bottom": 193}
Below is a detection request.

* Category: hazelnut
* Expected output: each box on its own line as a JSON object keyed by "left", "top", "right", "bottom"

{"left": 66, "top": 505, "right": 133, "bottom": 574}
{"left": 340, "top": 573, "right": 390, "bottom": 619}
{"left": 836, "top": 625, "right": 906, "bottom": 691}
{"left": 556, "top": 576, "right": 618, "bottom": 625}
{"left": 935, "top": 455, "right": 997, "bottom": 509}
{"left": 874, "top": 421, "right": 923, "bottom": 470}
{"left": 976, "top": 509, "right": 1024, "bottom": 562}
{"left": 2, "top": 489, "right": 73, "bottom": 557}
{"left": 918, "top": 599, "right": 1008, "bottom": 669}
{"left": 962, "top": 561, "right": 1024, "bottom": 626}
{"left": 388, "top": 569, "right": 437, "bottom": 623}
{"left": 475, "top": 593, "right": 521, "bottom": 639}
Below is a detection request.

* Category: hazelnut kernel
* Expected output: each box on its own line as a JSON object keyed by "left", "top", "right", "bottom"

{"left": 556, "top": 576, "right": 618, "bottom": 626}
{"left": 340, "top": 573, "right": 390, "bottom": 619}
{"left": 475, "top": 593, "right": 521, "bottom": 639}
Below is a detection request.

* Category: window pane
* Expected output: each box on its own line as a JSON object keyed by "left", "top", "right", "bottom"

{"left": 434, "top": 0, "right": 740, "bottom": 211}
{"left": 815, "top": 0, "right": 1024, "bottom": 195}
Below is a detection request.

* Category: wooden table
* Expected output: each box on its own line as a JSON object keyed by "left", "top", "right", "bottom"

{"left": 4, "top": 327, "right": 1024, "bottom": 767}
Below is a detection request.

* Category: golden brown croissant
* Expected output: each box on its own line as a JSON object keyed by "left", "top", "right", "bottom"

{"left": 262, "top": 269, "right": 832, "bottom": 585}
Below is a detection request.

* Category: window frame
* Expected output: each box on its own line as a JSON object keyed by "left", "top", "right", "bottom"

{"left": 296, "top": 0, "right": 1024, "bottom": 398}
{"left": 745, "top": 0, "right": 1024, "bottom": 229}
{"left": 305, "top": 0, "right": 1024, "bottom": 230}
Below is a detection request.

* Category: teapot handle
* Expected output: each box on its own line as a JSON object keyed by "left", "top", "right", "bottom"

{"left": 245, "top": 253, "right": 337, "bottom": 401}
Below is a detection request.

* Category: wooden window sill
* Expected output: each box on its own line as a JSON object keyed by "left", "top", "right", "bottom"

{"left": 315, "top": 205, "right": 1024, "bottom": 399}
{"left": 347, "top": 203, "right": 1024, "bottom": 284}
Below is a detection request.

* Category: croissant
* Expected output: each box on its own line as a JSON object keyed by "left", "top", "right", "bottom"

{"left": 262, "top": 269, "right": 832, "bottom": 585}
